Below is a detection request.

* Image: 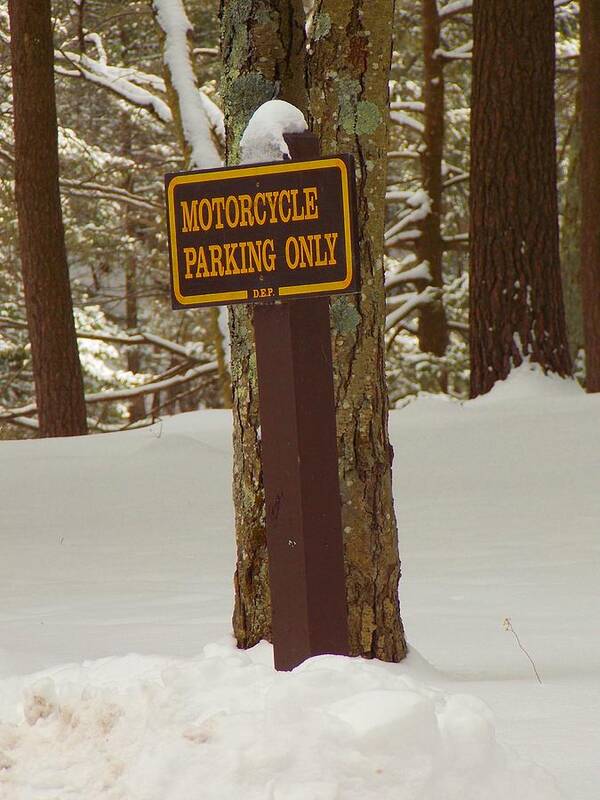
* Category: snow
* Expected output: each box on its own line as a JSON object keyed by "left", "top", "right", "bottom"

{"left": 217, "top": 307, "right": 230, "bottom": 365}
{"left": 1, "top": 365, "right": 599, "bottom": 798}
{"left": 0, "top": 645, "right": 561, "bottom": 800}
{"left": 152, "top": 0, "right": 221, "bottom": 168}
{"left": 239, "top": 100, "right": 308, "bottom": 164}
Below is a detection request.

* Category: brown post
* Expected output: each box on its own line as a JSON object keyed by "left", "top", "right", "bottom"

{"left": 252, "top": 132, "right": 350, "bottom": 671}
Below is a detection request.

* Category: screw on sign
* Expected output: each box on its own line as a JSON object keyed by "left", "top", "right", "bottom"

{"left": 164, "top": 127, "right": 358, "bottom": 671}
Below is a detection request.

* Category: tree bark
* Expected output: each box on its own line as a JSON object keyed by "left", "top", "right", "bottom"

{"left": 560, "top": 98, "right": 584, "bottom": 365}
{"left": 307, "top": 0, "right": 407, "bottom": 661}
{"left": 580, "top": 0, "right": 600, "bottom": 392}
{"left": 118, "top": 48, "right": 146, "bottom": 423}
{"left": 124, "top": 192, "right": 147, "bottom": 423}
{"left": 9, "top": 0, "right": 88, "bottom": 437}
{"left": 416, "top": 0, "right": 449, "bottom": 360}
{"left": 220, "top": 0, "right": 308, "bottom": 648}
{"left": 469, "top": 0, "right": 571, "bottom": 397}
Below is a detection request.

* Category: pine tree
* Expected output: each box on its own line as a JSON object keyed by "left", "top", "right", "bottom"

{"left": 560, "top": 93, "right": 584, "bottom": 365}
{"left": 8, "top": 0, "right": 88, "bottom": 437}
{"left": 580, "top": 0, "right": 600, "bottom": 392}
{"left": 469, "top": 0, "right": 571, "bottom": 396}
{"left": 416, "top": 0, "right": 449, "bottom": 362}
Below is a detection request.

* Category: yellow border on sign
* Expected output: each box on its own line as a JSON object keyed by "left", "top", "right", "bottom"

{"left": 167, "top": 158, "right": 354, "bottom": 306}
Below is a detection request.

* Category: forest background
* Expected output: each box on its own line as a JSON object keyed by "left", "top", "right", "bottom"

{"left": 0, "top": 0, "right": 585, "bottom": 437}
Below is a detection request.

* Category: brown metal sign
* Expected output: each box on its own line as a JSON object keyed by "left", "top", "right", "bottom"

{"left": 165, "top": 155, "right": 358, "bottom": 308}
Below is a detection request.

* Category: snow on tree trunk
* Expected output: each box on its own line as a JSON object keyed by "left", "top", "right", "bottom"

{"left": 469, "top": 0, "right": 572, "bottom": 397}
{"left": 307, "top": 0, "right": 408, "bottom": 661}
{"left": 580, "top": 0, "right": 600, "bottom": 392}
{"left": 220, "top": 0, "right": 308, "bottom": 649}
{"left": 8, "top": 0, "right": 88, "bottom": 437}
{"left": 416, "top": 0, "right": 449, "bottom": 363}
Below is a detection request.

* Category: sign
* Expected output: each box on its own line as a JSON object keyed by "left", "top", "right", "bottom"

{"left": 165, "top": 155, "right": 358, "bottom": 309}
{"left": 165, "top": 132, "right": 351, "bottom": 671}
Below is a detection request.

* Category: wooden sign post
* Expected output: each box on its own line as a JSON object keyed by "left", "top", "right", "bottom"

{"left": 165, "top": 132, "right": 355, "bottom": 670}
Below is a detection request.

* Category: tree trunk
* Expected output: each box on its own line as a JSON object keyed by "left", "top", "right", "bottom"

{"left": 124, "top": 209, "right": 147, "bottom": 423}
{"left": 469, "top": 0, "right": 571, "bottom": 397}
{"left": 307, "top": 0, "right": 407, "bottom": 661}
{"left": 151, "top": 0, "right": 231, "bottom": 409}
{"left": 220, "top": 0, "right": 308, "bottom": 648}
{"left": 560, "top": 97, "right": 584, "bottom": 365}
{"left": 120, "top": 95, "right": 146, "bottom": 423}
{"left": 416, "top": 0, "right": 449, "bottom": 360}
{"left": 580, "top": 0, "right": 600, "bottom": 392}
{"left": 8, "top": 0, "right": 88, "bottom": 437}
{"left": 210, "top": 307, "right": 231, "bottom": 408}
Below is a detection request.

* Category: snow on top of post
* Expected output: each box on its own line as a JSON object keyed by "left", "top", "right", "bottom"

{"left": 152, "top": 0, "right": 221, "bottom": 169}
{"left": 239, "top": 100, "right": 307, "bottom": 164}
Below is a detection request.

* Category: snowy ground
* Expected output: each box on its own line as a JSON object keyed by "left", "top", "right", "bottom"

{"left": 0, "top": 366, "right": 598, "bottom": 798}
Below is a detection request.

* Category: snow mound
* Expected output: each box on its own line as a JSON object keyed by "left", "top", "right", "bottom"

{"left": 240, "top": 100, "right": 307, "bottom": 164}
{"left": 0, "top": 642, "right": 559, "bottom": 800}
{"left": 470, "top": 360, "right": 582, "bottom": 405}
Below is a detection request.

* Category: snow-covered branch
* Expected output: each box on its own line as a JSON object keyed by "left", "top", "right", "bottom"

{"left": 0, "top": 143, "right": 159, "bottom": 210}
{"left": 388, "top": 150, "right": 420, "bottom": 161}
{"left": 385, "top": 286, "right": 441, "bottom": 331}
{"left": 438, "top": 0, "right": 472, "bottom": 21}
{"left": 192, "top": 47, "right": 219, "bottom": 57}
{"left": 442, "top": 233, "right": 469, "bottom": 250}
{"left": 385, "top": 262, "right": 432, "bottom": 291}
{"left": 385, "top": 229, "right": 422, "bottom": 245}
{"left": 390, "top": 111, "right": 425, "bottom": 135}
{"left": 385, "top": 190, "right": 431, "bottom": 246}
{"left": 152, "top": 0, "right": 222, "bottom": 168}
{"left": 443, "top": 171, "right": 469, "bottom": 190}
{"left": 0, "top": 146, "right": 14, "bottom": 166}
{"left": 84, "top": 362, "right": 217, "bottom": 404}
{"left": 55, "top": 47, "right": 173, "bottom": 124}
{"left": 60, "top": 179, "right": 161, "bottom": 211}
{"left": 0, "top": 362, "right": 218, "bottom": 422}
{"left": 390, "top": 101, "right": 425, "bottom": 113}
{"left": 0, "top": 319, "right": 207, "bottom": 364}
{"left": 435, "top": 41, "right": 472, "bottom": 61}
